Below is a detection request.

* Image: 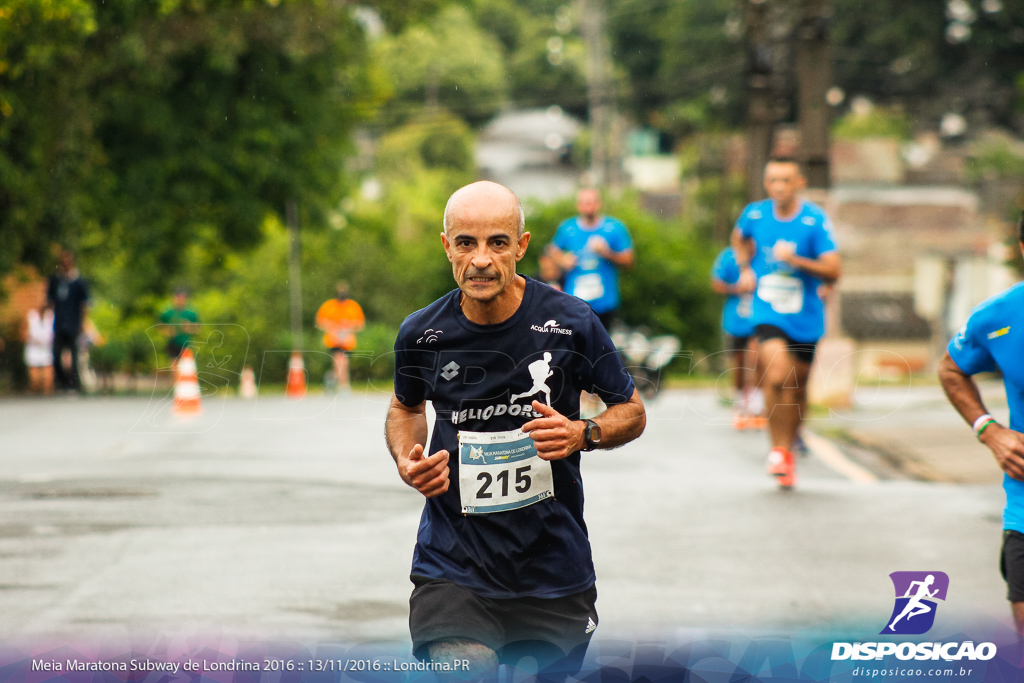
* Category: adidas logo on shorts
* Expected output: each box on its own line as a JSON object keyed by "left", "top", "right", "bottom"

{"left": 585, "top": 617, "right": 597, "bottom": 634}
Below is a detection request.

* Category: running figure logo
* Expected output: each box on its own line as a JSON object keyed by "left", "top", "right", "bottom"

{"left": 510, "top": 352, "right": 554, "bottom": 406}
{"left": 881, "top": 571, "right": 949, "bottom": 635}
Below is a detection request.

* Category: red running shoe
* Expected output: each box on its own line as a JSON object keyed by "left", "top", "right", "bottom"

{"left": 766, "top": 448, "right": 797, "bottom": 488}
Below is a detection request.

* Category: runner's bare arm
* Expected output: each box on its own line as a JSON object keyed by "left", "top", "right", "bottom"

{"left": 939, "top": 350, "right": 1024, "bottom": 480}
{"left": 730, "top": 229, "right": 757, "bottom": 293}
{"left": 385, "top": 395, "right": 450, "bottom": 497}
{"left": 604, "top": 248, "right": 634, "bottom": 269}
{"left": 546, "top": 244, "right": 577, "bottom": 271}
{"left": 775, "top": 247, "right": 842, "bottom": 283}
{"left": 711, "top": 277, "right": 744, "bottom": 295}
{"left": 588, "top": 237, "right": 635, "bottom": 268}
{"left": 521, "top": 389, "right": 646, "bottom": 461}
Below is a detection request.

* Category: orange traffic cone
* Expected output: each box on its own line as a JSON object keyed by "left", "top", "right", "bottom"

{"left": 173, "top": 348, "right": 202, "bottom": 415}
{"left": 240, "top": 365, "right": 257, "bottom": 399}
{"left": 285, "top": 352, "right": 306, "bottom": 399}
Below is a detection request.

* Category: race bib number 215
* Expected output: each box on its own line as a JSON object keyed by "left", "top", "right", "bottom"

{"left": 458, "top": 429, "right": 554, "bottom": 514}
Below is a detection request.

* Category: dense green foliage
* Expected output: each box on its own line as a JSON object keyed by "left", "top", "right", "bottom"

{"left": 608, "top": 0, "right": 1024, "bottom": 136}
{"left": 0, "top": 0, "right": 386, "bottom": 292}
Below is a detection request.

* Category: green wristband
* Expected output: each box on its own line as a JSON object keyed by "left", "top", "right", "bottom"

{"left": 976, "top": 419, "right": 997, "bottom": 439}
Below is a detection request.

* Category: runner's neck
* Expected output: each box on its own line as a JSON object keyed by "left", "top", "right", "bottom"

{"left": 772, "top": 199, "right": 801, "bottom": 222}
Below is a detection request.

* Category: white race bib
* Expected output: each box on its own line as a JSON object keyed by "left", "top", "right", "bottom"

{"left": 571, "top": 273, "right": 605, "bottom": 302}
{"left": 458, "top": 429, "right": 554, "bottom": 514}
{"left": 737, "top": 293, "right": 753, "bottom": 319}
{"left": 757, "top": 273, "right": 804, "bottom": 314}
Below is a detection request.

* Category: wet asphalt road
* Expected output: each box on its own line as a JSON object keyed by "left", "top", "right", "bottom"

{"left": 0, "top": 388, "right": 1009, "bottom": 646}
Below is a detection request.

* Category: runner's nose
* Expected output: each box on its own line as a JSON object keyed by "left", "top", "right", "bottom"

{"left": 471, "top": 255, "right": 491, "bottom": 272}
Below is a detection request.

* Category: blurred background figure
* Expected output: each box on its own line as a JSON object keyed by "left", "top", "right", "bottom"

{"left": 316, "top": 282, "right": 365, "bottom": 394}
{"left": 77, "top": 317, "right": 105, "bottom": 393}
{"left": 159, "top": 288, "right": 199, "bottom": 367}
{"left": 711, "top": 246, "right": 763, "bottom": 430}
{"left": 46, "top": 249, "right": 90, "bottom": 394}
{"left": 22, "top": 292, "right": 54, "bottom": 395}
{"left": 547, "top": 188, "right": 634, "bottom": 330}
{"left": 536, "top": 252, "right": 565, "bottom": 291}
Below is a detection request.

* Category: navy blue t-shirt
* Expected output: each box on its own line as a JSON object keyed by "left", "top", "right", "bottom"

{"left": 46, "top": 274, "right": 90, "bottom": 336}
{"left": 394, "top": 277, "right": 636, "bottom": 599}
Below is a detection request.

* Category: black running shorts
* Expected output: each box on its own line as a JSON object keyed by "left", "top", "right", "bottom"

{"left": 726, "top": 334, "right": 752, "bottom": 353}
{"left": 755, "top": 324, "right": 817, "bottom": 365}
{"left": 1001, "top": 530, "right": 1024, "bottom": 602}
{"left": 409, "top": 574, "right": 598, "bottom": 676}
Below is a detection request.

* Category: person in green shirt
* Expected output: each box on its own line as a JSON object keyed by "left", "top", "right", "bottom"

{"left": 159, "top": 288, "right": 199, "bottom": 365}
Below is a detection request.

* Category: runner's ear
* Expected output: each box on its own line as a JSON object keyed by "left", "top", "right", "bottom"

{"left": 516, "top": 232, "right": 531, "bottom": 261}
{"left": 440, "top": 232, "right": 453, "bottom": 262}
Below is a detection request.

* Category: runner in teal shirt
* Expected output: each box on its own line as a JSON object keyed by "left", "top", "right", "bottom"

{"left": 548, "top": 188, "right": 634, "bottom": 328}
{"left": 731, "top": 158, "right": 842, "bottom": 488}
{"left": 939, "top": 212, "right": 1024, "bottom": 634}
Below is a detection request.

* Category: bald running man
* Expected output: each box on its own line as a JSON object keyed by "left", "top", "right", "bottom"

{"left": 385, "top": 181, "right": 646, "bottom": 681}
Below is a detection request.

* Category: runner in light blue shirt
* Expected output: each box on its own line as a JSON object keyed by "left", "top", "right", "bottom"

{"left": 548, "top": 188, "right": 634, "bottom": 328}
{"left": 939, "top": 212, "right": 1024, "bottom": 634}
{"left": 711, "top": 247, "right": 761, "bottom": 429}
{"left": 730, "top": 158, "right": 842, "bottom": 488}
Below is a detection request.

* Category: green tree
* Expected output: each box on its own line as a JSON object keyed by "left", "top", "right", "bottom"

{"left": 374, "top": 5, "right": 508, "bottom": 126}
{"left": 0, "top": 0, "right": 101, "bottom": 270}
{"left": 1, "top": 0, "right": 385, "bottom": 300}
{"left": 471, "top": 0, "right": 588, "bottom": 117}
{"left": 607, "top": 0, "right": 1024, "bottom": 136}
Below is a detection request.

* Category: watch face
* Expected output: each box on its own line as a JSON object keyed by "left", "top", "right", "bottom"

{"left": 588, "top": 421, "right": 602, "bottom": 444}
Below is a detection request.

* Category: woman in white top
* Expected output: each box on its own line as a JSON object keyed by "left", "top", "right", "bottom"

{"left": 24, "top": 306, "right": 54, "bottom": 394}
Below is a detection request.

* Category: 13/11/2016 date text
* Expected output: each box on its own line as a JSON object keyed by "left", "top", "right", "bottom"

{"left": 266, "top": 660, "right": 472, "bottom": 673}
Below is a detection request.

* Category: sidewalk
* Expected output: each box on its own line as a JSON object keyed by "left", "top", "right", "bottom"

{"left": 808, "top": 381, "right": 1008, "bottom": 484}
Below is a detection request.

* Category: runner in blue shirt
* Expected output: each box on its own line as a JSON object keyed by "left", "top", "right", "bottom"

{"left": 711, "top": 247, "right": 761, "bottom": 430}
{"left": 731, "top": 158, "right": 841, "bottom": 488}
{"left": 385, "top": 181, "right": 647, "bottom": 681}
{"left": 548, "top": 188, "right": 634, "bottom": 329}
{"left": 939, "top": 212, "right": 1024, "bottom": 635}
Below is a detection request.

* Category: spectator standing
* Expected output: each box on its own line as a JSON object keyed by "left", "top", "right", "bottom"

{"left": 47, "top": 250, "right": 90, "bottom": 393}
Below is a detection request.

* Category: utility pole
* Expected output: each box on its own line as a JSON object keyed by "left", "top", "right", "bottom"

{"left": 580, "top": 0, "right": 618, "bottom": 188}
{"left": 795, "top": 0, "right": 832, "bottom": 189}
{"left": 743, "top": 0, "right": 774, "bottom": 202}
{"left": 286, "top": 198, "right": 303, "bottom": 351}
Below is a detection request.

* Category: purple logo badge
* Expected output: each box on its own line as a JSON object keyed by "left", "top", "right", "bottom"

{"left": 881, "top": 571, "right": 949, "bottom": 635}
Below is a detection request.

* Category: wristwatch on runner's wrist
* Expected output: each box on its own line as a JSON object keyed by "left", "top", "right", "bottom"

{"left": 582, "top": 419, "right": 602, "bottom": 451}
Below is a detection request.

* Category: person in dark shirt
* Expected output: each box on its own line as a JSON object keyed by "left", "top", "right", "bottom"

{"left": 385, "top": 181, "right": 646, "bottom": 681}
{"left": 46, "top": 249, "right": 90, "bottom": 393}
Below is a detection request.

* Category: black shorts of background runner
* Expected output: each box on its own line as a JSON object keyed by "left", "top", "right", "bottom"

{"left": 755, "top": 324, "right": 817, "bottom": 365}
{"left": 1001, "top": 530, "right": 1024, "bottom": 602}
{"left": 409, "top": 574, "right": 598, "bottom": 677}
{"left": 165, "top": 340, "right": 186, "bottom": 360}
{"left": 726, "top": 334, "right": 751, "bottom": 353}
{"left": 328, "top": 347, "right": 351, "bottom": 357}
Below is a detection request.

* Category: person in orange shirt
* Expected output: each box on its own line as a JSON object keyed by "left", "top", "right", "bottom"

{"left": 316, "top": 282, "right": 365, "bottom": 393}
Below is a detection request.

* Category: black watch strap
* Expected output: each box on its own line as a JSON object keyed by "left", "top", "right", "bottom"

{"left": 583, "top": 419, "right": 602, "bottom": 451}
